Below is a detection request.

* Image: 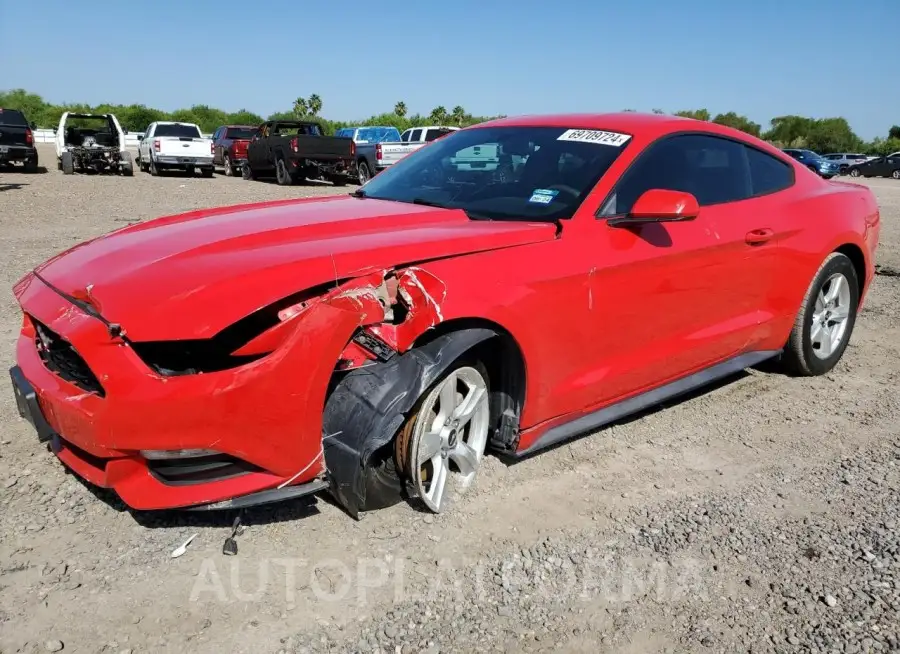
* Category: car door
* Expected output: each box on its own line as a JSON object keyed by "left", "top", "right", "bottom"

{"left": 140, "top": 123, "right": 154, "bottom": 161}
{"left": 248, "top": 125, "right": 266, "bottom": 169}
{"left": 585, "top": 133, "right": 778, "bottom": 405}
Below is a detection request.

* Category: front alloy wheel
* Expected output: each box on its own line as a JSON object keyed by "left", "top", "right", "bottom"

{"left": 399, "top": 364, "right": 490, "bottom": 513}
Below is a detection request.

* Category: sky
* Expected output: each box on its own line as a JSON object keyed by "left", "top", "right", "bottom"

{"left": 0, "top": 0, "right": 895, "bottom": 139}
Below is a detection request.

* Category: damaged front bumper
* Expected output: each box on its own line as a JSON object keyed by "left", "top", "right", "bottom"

{"left": 12, "top": 273, "right": 363, "bottom": 511}
{"left": 12, "top": 266, "right": 462, "bottom": 516}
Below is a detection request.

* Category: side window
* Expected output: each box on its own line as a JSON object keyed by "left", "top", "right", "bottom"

{"left": 745, "top": 146, "right": 794, "bottom": 196}
{"left": 400, "top": 130, "right": 410, "bottom": 142}
{"left": 600, "top": 134, "right": 753, "bottom": 215}
{"left": 410, "top": 129, "right": 422, "bottom": 142}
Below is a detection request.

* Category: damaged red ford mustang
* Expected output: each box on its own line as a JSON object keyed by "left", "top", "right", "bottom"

{"left": 10, "top": 113, "right": 881, "bottom": 518}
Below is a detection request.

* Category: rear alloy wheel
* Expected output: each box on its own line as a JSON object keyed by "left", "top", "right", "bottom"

{"left": 224, "top": 155, "right": 233, "bottom": 177}
{"left": 276, "top": 158, "right": 293, "bottom": 185}
{"left": 849, "top": 168, "right": 861, "bottom": 177}
{"left": 241, "top": 162, "right": 254, "bottom": 180}
{"left": 357, "top": 161, "right": 371, "bottom": 185}
{"left": 892, "top": 170, "right": 900, "bottom": 180}
{"left": 782, "top": 253, "right": 858, "bottom": 376}
{"left": 396, "top": 363, "right": 491, "bottom": 513}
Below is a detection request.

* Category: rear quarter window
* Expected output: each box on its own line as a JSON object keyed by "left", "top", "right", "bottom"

{"left": 746, "top": 146, "right": 794, "bottom": 196}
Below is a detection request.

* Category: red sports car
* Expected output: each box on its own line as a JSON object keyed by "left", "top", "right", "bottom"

{"left": 10, "top": 113, "right": 881, "bottom": 518}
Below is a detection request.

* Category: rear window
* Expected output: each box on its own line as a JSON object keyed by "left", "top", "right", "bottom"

{"left": 225, "top": 127, "right": 255, "bottom": 139}
{"left": 272, "top": 123, "right": 322, "bottom": 136}
{"left": 155, "top": 123, "right": 202, "bottom": 138}
{"left": 0, "top": 108, "right": 28, "bottom": 127}
{"left": 356, "top": 127, "right": 401, "bottom": 143}
{"left": 424, "top": 128, "right": 451, "bottom": 142}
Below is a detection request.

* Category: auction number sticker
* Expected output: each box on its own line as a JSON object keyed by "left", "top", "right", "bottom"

{"left": 528, "top": 189, "right": 559, "bottom": 204}
{"left": 557, "top": 129, "right": 631, "bottom": 147}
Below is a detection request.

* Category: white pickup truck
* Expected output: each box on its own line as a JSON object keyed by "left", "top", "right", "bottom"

{"left": 137, "top": 121, "right": 215, "bottom": 177}
{"left": 374, "top": 125, "right": 460, "bottom": 171}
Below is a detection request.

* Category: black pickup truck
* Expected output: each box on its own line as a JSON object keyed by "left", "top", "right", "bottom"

{"left": 242, "top": 120, "right": 356, "bottom": 186}
{"left": 0, "top": 107, "right": 39, "bottom": 171}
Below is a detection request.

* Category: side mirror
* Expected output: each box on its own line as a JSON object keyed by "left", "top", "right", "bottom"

{"left": 608, "top": 189, "right": 700, "bottom": 227}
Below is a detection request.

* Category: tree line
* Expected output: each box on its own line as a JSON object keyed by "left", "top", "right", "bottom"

{"left": 3, "top": 88, "right": 898, "bottom": 156}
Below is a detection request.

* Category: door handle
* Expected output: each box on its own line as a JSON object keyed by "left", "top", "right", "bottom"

{"left": 745, "top": 228, "right": 774, "bottom": 245}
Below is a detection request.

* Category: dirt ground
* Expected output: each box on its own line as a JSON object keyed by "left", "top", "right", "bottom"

{"left": 0, "top": 144, "right": 898, "bottom": 654}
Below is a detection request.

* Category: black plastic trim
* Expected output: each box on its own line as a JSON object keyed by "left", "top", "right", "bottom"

{"left": 516, "top": 350, "right": 780, "bottom": 457}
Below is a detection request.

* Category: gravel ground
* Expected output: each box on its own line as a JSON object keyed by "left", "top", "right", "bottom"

{"left": 0, "top": 144, "right": 899, "bottom": 654}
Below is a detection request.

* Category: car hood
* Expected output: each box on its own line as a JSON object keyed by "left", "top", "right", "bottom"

{"left": 30, "top": 196, "right": 556, "bottom": 340}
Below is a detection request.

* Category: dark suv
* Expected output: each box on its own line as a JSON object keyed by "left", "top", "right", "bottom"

{"left": 0, "top": 108, "right": 39, "bottom": 171}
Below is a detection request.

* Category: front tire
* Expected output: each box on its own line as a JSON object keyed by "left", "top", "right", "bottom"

{"left": 394, "top": 360, "right": 491, "bottom": 514}
{"left": 892, "top": 170, "right": 900, "bottom": 180}
{"left": 782, "top": 253, "right": 859, "bottom": 376}
{"left": 849, "top": 168, "right": 861, "bottom": 178}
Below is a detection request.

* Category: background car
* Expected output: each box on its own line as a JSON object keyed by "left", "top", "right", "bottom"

{"left": 782, "top": 148, "right": 840, "bottom": 178}
{"left": 211, "top": 124, "right": 257, "bottom": 176}
{"left": 0, "top": 107, "right": 39, "bottom": 171}
{"left": 822, "top": 152, "right": 869, "bottom": 175}
{"left": 846, "top": 153, "right": 900, "bottom": 179}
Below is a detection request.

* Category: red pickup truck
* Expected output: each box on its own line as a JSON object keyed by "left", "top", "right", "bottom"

{"left": 212, "top": 125, "right": 256, "bottom": 176}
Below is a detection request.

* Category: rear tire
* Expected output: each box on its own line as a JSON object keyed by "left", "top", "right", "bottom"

{"left": 357, "top": 161, "right": 371, "bottom": 185}
{"left": 200, "top": 167, "right": 214, "bottom": 178}
{"left": 121, "top": 151, "right": 134, "bottom": 176}
{"left": 61, "top": 152, "right": 75, "bottom": 175}
{"left": 24, "top": 155, "right": 38, "bottom": 172}
{"left": 781, "top": 253, "right": 859, "bottom": 377}
{"left": 331, "top": 176, "right": 348, "bottom": 187}
{"left": 849, "top": 168, "right": 861, "bottom": 178}
{"left": 275, "top": 158, "right": 293, "bottom": 185}
{"left": 892, "top": 170, "right": 900, "bottom": 180}
{"left": 149, "top": 156, "right": 160, "bottom": 176}
{"left": 241, "top": 162, "right": 254, "bottom": 180}
{"left": 224, "top": 155, "right": 233, "bottom": 176}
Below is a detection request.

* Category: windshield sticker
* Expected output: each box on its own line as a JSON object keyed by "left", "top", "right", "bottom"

{"left": 528, "top": 189, "right": 559, "bottom": 205}
{"left": 557, "top": 129, "right": 631, "bottom": 147}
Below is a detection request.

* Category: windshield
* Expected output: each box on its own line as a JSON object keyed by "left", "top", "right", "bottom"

{"left": 357, "top": 126, "right": 631, "bottom": 221}
{"left": 225, "top": 127, "right": 256, "bottom": 139}
{"left": 155, "top": 123, "right": 202, "bottom": 138}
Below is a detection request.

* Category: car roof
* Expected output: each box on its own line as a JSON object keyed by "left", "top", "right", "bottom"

{"left": 477, "top": 112, "right": 773, "bottom": 144}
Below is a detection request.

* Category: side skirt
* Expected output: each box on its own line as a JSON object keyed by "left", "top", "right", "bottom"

{"left": 515, "top": 350, "right": 780, "bottom": 457}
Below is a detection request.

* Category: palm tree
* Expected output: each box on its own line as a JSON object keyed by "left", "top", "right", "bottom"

{"left": 394, "top": 101, "right": 407, "bottom": 118}
{"left": 430, "top": 105, "right": 447, "bottom": 125}
{"left": 451, "top": 105, "right": 466, "bottom": 126}
{"left": 307, "top": 94, "right": 322, "bottom": 116}
{"left": 292, "top": 97, "right": 308, "bottom": 117}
